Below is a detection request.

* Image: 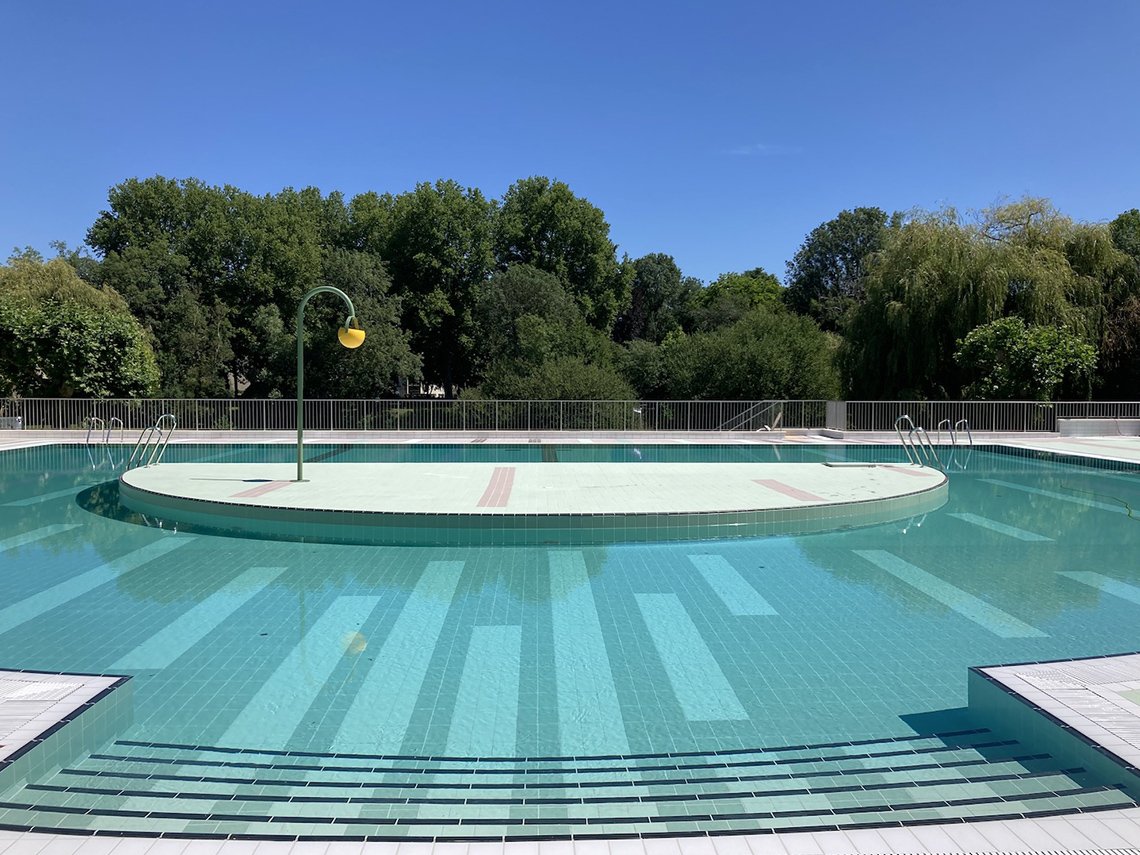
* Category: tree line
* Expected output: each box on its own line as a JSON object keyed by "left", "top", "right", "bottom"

{"left": 2, "top": 176, "right": 1138, "bottom": 402}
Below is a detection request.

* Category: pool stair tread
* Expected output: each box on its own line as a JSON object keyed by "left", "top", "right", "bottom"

{"left": 1, "top": 729, "right": 1134, "bottom": 839}
{"left": 20, "top": 767, "right": 1103, "bottom": 807}
{"left": 0, "top": 784, "right": 1131, "bottom": 837}
{"left": 108, "top": 725, "right": 1005, "bottom": 764}
{"left": 59, "top": 751, "right": 1059, "bottom": 793}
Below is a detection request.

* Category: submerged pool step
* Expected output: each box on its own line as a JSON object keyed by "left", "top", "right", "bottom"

{"left": 0, "top": 731, "right": 1134, "bottom": 840}
{"left": 0, "top": 782, "right": 1131, "bottom": 840}
{"left": 58, "top": 753, "right": 1060, "bottom": 800}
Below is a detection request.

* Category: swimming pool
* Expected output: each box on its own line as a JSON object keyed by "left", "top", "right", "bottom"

{"left": 1, "top": 442, "right": 1138, "bottom": 838}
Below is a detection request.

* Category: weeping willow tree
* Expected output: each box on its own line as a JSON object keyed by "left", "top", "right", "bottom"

{"left": 839, "top": 199, "right": 1123, "bottom": 399}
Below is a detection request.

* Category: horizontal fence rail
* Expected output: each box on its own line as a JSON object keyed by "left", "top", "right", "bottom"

{"left": 2, "top": 398, "right": 1139, "bottom": 433}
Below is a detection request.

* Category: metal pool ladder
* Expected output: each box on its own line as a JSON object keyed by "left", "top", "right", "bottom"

{"left": 128, "top": 413, "right": 176, "bottom": 468}
{"left": 894, "top": 414, "right": 943, "bottom": 469}
{"left": 944, "top": 418, "right": 974, "bottom": 470}
{"left": 84, "top": 416, "right": 124, "bottom": 446}
{"left": 84, "top": 416, "right": 126, "bottom": 468}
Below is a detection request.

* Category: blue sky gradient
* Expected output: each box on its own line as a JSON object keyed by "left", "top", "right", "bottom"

{"left": 3, "top": 0, "right": 1138, "bottom": 281}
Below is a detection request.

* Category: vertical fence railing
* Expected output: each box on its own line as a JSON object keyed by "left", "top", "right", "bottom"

{"left": 3, "top": 398, "right": 1140, "bottom": 433}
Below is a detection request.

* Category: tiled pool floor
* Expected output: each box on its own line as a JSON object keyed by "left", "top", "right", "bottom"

{"left": 2, "top": 437, "right": 1140, "bottom": 852}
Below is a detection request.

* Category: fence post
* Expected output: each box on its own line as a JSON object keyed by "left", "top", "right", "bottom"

{"left": 826, "top": 401, "right": 847, "bottom": 431}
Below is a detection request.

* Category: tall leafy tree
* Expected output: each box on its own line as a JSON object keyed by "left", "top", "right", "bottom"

{"left": 495, "top": 176, "right": 628, "bottom": 331}
{"left": 87, "top": 177, "right": 415, "bottom": 397}
{"left": 612, "top": 253, "right": 701, "bottom": 343}
{"left": 0, "top": 255, "right": 159, "bottom": 397}
{"left": 1098, "top": 208, "right": 1140, "bottom": 395}
{"left": 469, "top": 264, "right": 624, "bottom": 398}
{"left": 356, "top": 181, "right": 495, "bottom": 395}
{"left": 784, "top": 207, "right": 892, "bottom": 330}
{"left": 695, "top": 267, "right": 781, "bottom": 331}
{"left": 841, "top": 200, "right": 1116, "bottom": 398}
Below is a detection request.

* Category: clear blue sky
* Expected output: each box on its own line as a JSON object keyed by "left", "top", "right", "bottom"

{"left": 3, "top": 0, "right": 1138, "bottom": 282}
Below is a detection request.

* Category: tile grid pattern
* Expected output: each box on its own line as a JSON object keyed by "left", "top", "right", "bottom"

{"left": 6, "top": 442, "right": 1140, "bottom": 852}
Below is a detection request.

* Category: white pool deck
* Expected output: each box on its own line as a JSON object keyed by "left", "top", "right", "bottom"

{"left": 0, "top": 671, "right": 121, "bottom": 768}
{"left": 3, "top": 429, "right": 1140, "bottom": 852}
{"left": 980, "top": 653, "right": 1140, "bottom": 778}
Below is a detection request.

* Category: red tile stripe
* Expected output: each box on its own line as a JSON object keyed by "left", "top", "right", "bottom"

{"left": 231, "top": 480, "right": 293, "bottom": 498}
{"left": 881, "top": 465, "right": 939, "bottom": 478}
{"left": 753, "top": 478, "right": 825, "bottom": 502}
{"left": 477, "top": 466, "right": 516, "bottom": 507}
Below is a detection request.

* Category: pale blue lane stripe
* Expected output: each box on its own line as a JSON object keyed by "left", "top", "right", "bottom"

{"left": 0, "top": 538, "right": 194, "bottom": 636}
{"left": 221, "top": 595, "right": 382, "bottom": 748}
{"left": 689, "top": 554, "right": 777, "bottom": 616}
{"left": 332, "top": 561, "right": 464, "bottom": 753}
{"left": 948, "top": 512, "right": 1053, "bottom": 542}
{"left": 855, "top": 550, "right": 1046, "bottom": 638}
{"left": 982, "top": 478, "right": 1129, "bottom": 515}
{"left": 4, "top": 489, "right": 86, "bottom": 507}
{"left": 113, "top": 565, "right": 289, "bottom": 670}
{"left": 1059, "top": 571, "right": 1140, "bottom": 606}
{"left": 0, "top": 524, "right": 80, "bottom": 551}
{"left": 445, "top": 625, "right": 521, "bottom": 756}
{"left": 550, "top": 552, "right": 630, "bottom": 754}
{"left": 635, "top": 593, "right": 748, "bottom": 721}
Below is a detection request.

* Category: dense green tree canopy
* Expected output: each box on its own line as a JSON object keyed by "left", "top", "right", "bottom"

{"left": 495, "top": 177, "right": 628, "bottom": 331}
{"left": 351, "top": 181, "right": 495, "bottom": 394}
{"left": 619, "top": 306, "right": 840, "bottom": 401}
{"left": 0, "top": 255, "right": 159, "bottom": 397}
{"left": 4, "top": 176, "right": 1137, "bottom": 405}
{"left": 954, "top": 317, "right": 1096, "bottom": 401}
{"left": 469, "top": 264, "right": 623, "bottom": 399}
{"left": 613, "top": 253, "right": 701, "bottom": 343}
{"left": 840, "top": 200, "right": 1122, "bottom": 399}
{"left": 784, "top": 207, "right": 892, "bottom": 330}
{"left": 695, "top": 268, "right": 781, "bottom": 331}
{"left": 87, "top": 177, "right": 417, "bottom": 398}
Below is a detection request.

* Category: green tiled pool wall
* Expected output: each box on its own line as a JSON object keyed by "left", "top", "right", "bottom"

{"left": 967, "top": 667, "right": 1140, "bottom": 801}
{"left": 985, "top": 444, "right": 1140, "bottom": 473}
{"left": 118, "top": 477, "right": 948, "bottom": 546}
{"left": 0, "top": 674, "right": 132, "bottom": 797}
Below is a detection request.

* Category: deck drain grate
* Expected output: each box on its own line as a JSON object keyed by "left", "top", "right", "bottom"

{"left": 0, "top": 679, "right": 83, "bottom": 702}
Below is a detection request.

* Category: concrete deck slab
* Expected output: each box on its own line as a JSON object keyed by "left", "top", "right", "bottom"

{"left": 997, "top": 436, "right": 1140, "bottom": 466}
{"left": 978, "top": 652, "right": 1140, "bottom": 778}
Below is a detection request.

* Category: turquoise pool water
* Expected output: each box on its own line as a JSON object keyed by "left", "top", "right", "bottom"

{"left": 1, "top": 443, "right": 1139, "bottom": 838}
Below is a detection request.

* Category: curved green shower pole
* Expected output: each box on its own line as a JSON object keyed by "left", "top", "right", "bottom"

{"left": 296, "top": 286, "right": 365, "bottom": 482}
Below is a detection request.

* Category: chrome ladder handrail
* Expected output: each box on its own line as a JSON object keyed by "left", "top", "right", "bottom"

{"left": 105, "top": 416, "right": 124, "bottom": 445}
{"left": 84, "top": 416, "right": 105, "bottom": 446}
{"left": 910, "top": 426, "right": 943, "bottom": 469}
{"left": 954, "top": 418, "right": 973, "bottom": 446}
{"left": 127, "top": 413, "right": 177, "bottom": 468}
{"left": 894, "top": 414, "right": 943, "bottom": 469}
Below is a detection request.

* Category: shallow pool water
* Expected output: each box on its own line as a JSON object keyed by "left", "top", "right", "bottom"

{"left": 1, "top": 442, "right": 1138, "bottom": 837}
